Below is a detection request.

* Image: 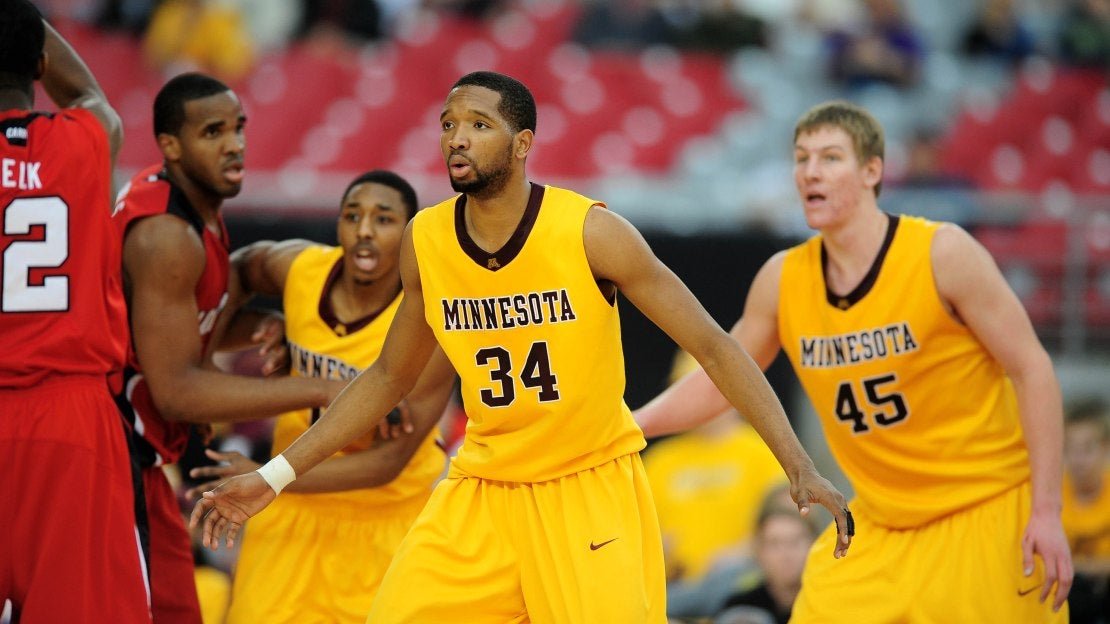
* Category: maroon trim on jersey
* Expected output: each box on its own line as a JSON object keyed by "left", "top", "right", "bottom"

{"left": 454, "top": 182, "right": 544, "bottom": 272}
{"left": 822, "top": 212, "right": 900, "bottom": 310}
{"left": 316, "top": 256, "right": 397, "bottom": 335}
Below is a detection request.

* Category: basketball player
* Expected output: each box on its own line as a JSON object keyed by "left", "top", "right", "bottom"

{"left": 0, "top": 3, "right": 150, "bottom": 621}
{"left": 635, "top": 100, "right": 1073, "bottom": 622}
{"left": 113, "top": 72, "right": 346, "bottom": 622}
{"left": 191, "top": 71, "right": 853, "bottom": 623}
{"left": 188, "top": 170, "right": 456, "bottom": 621}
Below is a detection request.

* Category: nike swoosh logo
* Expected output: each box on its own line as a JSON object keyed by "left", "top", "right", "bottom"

{"left": 1017, "top": 585, "right": 1039, "bottom": 597}
{"left": 590, "top": 538, "right": 618, "bottom": 551}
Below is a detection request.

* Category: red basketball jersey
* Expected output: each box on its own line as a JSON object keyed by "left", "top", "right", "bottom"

{"left": 0, "top": 108, "right": 128, "bottom": 390}
{"left": 113, "top": 164, "right": 230, "bottom": 465}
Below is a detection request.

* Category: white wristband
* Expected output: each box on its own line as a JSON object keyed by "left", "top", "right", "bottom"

{"left": 257, "top": 454, "right": 297, "bottom": 494}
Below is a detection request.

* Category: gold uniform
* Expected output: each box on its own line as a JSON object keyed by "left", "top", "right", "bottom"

{"left": 227, "top": 246, "right": 444, "bottom": 623}
{"left": 366, "top": 184, "right": 665, "bottom": 623}
{"left": 779, "top": 215, "right": 1066, "bottom": 623}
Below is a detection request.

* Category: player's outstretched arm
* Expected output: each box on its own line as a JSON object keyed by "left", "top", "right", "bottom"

{"left": 584, "top": 206, "right": 853, "bottom": 558}
{"left": 188, "top": 347, "right": 457, "bottom": 495}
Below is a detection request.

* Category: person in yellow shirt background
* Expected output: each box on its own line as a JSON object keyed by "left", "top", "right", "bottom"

{"left": 1061, "top": 396, "right": 1110, "bottom": 623}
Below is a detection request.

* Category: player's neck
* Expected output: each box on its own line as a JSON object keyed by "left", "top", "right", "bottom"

{"left": 0, "top": 87, "right": 33, "bottom": 112}
{"left": 329, "top": 271, "right": 401, "bottom": 324}
{"left": 463, "top": 177, "right": 533, "bottom": 253}
{"left": 164, "top": 168, "right": 224, "bottom": 228}
{"left": 822, "top": 207, "right": 888, "bottom": 294}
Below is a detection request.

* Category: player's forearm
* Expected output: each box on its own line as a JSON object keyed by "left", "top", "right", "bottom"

{"left": 39, "top": 22, "right": 122, "bottom": 151}
{"left": 702, "top": 343, "right": 815, "bottom": 481}
{"left": 635, "top": 368, "right": 731, "bottom": 438}
{"left": 1011, "top": 353, "right": 1065, "bottom": 514}
{"left": 150, "top": 369, "right": 334, "bottom": 423}
{"left": 283, "top": 450, "right": 406, "bottom": 493}
{"left": 282, "top": 365, "right": 413, "bottom": 478}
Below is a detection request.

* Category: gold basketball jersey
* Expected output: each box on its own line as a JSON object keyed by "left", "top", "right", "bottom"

{"left": 412, "top": 184, "right": 645, "bottom": 482}
{"left": 778, "top": 215, "right": 1029, "bottom": 528}
{"left": 276, "top": 245, "right": 444, "bottom": 507}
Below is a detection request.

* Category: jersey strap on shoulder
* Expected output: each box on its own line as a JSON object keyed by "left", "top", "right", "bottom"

{"left": 1, "top": 112, "right": 47, "bottom": 147}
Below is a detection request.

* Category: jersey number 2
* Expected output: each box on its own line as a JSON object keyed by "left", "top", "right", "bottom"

{"left": 3, "top": 197, "right": 69, "bottom": 312}
{"left": 476, "top": 341, "right": 560, "bottom": 408}
{"left": 834, "top": 373, "right": 909, "bottom": 433}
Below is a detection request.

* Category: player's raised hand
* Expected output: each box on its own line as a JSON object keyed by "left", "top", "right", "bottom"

{"left": 791, "top": 469, "right": 855, "bottom": 559}
{"left": 188, "top": 472, "right": 275, "bottom": 550}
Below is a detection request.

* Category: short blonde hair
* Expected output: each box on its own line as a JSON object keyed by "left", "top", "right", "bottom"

{"left": 795, "top": 100, "right": 886, "bottom": 197}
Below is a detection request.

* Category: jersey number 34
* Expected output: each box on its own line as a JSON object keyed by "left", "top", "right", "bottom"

{"left": 475, "top": 341, "right": 560, "bottom": 408}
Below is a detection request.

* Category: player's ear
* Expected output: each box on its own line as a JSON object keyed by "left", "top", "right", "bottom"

{"left": 157, "top": 133, "right": 181, "bottom": 161}
{"left": 513, "top": 128, "right": 533, "bottom": 161}
{"left": 34, "top": 51, "right": 45, "bottom": 81}
{"left": 863, "top": 155, "right": 883, "bottom": 189}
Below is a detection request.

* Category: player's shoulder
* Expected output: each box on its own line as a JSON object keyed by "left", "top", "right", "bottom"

{"left": 291, "top": 242, "right": 340, "bottom": 267}
{"left": 926, "top": 220, "right": 977, "bottom": 259}
{"left": 117, "top": 165, "right": 170, "bottom": 205}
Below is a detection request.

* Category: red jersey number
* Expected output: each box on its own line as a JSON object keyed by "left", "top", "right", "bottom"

{"left": 3, "top": 196, "right": 70, "bottom": 312}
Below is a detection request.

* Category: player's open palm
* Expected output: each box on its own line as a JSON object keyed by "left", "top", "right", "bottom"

{"left": 188, "top": 472, "right": 275, "bottom": 551}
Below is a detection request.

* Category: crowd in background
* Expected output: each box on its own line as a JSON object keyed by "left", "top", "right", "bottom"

{"left": 35, "top": 0, "right": 1110, "bottom": 84}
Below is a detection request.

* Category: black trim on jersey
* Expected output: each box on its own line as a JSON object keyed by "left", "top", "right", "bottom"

{"left": 112, "top": 372, "right": 153, "bottom": 579}
{"left": 1, "top": 112, "right": 48, "bottom": 147}
{"left": 822, "top": 213, "right": 900, "bottom": 310}
{"left": 317, "top": 256, "right": 397, "bottom": 336}
{"left": 454, "top": 182, "right": 544, "bottom": 272}
{"left": 158, "top": 169, "right": 207, "bottom": 238}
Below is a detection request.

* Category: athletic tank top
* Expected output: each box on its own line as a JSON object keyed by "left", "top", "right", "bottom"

{"left": 0, "top": 108, "right": 127, "bottom": 390}
{"left": 412, "top": 183, "right": 645, "bottom": 482}
{"left": 778, "top": 214, "right": 1029, "bottom": 528}
{"left": 274, "top": 244, "right": 444, "bottom": 508}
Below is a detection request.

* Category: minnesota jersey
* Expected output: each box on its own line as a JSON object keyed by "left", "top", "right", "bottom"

{"left": 113, "top": 164, "right": 230, "bottom": 466}
{"left": 0, "top": 108, "right": 128, "bottom": 389}
{"left": 272, "top": 244, "right": 444, "bottom": 505}
{"left": 412, "top": 183, "right": 645, "bottom": 483}
{"left": 778, "top": 214, "right": 1029, "bottom": 528}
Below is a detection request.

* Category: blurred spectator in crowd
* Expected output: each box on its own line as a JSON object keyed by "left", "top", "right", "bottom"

{"left": 714, "top": 486, "right": 820, "bottom": 624}
{"left": 825, "top": 0, "right": 924, "bottom": 90}
{"left": 297, "top": 0, "right": 383, "bottom": 44}
{"left": 1061, "top": 396, "right": 1110, "bottom": 623}
{"left": 572, "top": 0, "right": 672, "bottom": 50}
{"left": 95, "top": 0, "right": 158, "bottom": 33}
{"left": 961, "top": 0, "right": 1037, "bottom": 65}
{"left": 897, "top": 127, "right": 976, "bottom": 190}
{"left": 643, "top": 350, "right": 788, "bottom": 620}
{"left": 664, "top": 0, "right": 768, "bottom": 54}
{"left": 227, "top": 0, "right": 302, "bottom": 55}
{"left": 425, "top": 0, "right": 509, "bottom": 21}
{"left": 1057, "top": 0, "right": 1110, "bottom": 69}
{"left": 143, "top": 0, "right": 254, "bottom": 80}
